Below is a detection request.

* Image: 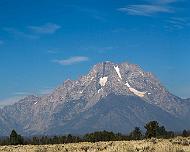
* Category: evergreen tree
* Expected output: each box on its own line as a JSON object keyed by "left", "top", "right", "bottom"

{"left": 129, "top": 127, "right": 142, "bottom": 140}
{"left": 156, "top": 126, "right": 167, "bottom": 138}
{"left": 182, "top": 129, "right": 188, "bottom": 137}
{"left": 52, "top": 136, "right": 59, "bottom": 144}
{"left": 17, "top": 135, "right": 24, "bottom": 144}
{"left": 32, "top": 137, "right": 39, "bottom": 145}
{"left": 165, "top": 131, "right": 174, "bottom": 139}
{"left": 144, "top": 121, "right": 159, "bottom": 138}
{"left": 10, "top": 130, "right": 18, "bottom": 145}
{"left": 10, "top": 130, "right": 23, "bottom": 145}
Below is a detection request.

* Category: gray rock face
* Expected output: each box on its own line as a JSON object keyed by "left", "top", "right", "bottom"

{"left": 0, "top": 61, "right": 190, "bottom": 136}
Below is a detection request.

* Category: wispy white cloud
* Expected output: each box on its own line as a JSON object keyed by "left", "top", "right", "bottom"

{"left": 146, "top": 0, "right": 179, "bottom": 4}
{"left": 13, "top": 87, "right": 54, "bottom": 96}
{"left": 0, "top": 96, "right": 26, "bottom": 108}
{"left": 3, "top": 27, "right": 39, "bottom": 39}
{"left": 47, "top": 50, "right": 57, "bottom": 54}
{"left": 47, "top": 48, "right": 62, "bottom": 54}
{"left": 39, "top": 88, "right": 53, "bottom": 95}
{"left": 28, "top": 23, "right": 61, "bottom": 34}
{"left": 0, "top": 87, "right": 54, "bottom": 108}
{"left": 53, "top": 56, "right": 89, "bottom": 65}
{"left": 117, "top": 0, "right": 184, "bottom": 16}
{"left": 118, "top": 4, "right": 173, "bottom": 16}
{"left": 3, "top": 23, "right": 61, "bottom": 39}
{"left": 165, "top": 17, "right": 190, "bottom": 30}
{"left": 13, "top": 92, "right": 32, "bottom": 96}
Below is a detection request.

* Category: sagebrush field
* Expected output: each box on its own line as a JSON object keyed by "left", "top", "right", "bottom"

{"left": 0, "top": 137, "right": 190, "bottom": 152}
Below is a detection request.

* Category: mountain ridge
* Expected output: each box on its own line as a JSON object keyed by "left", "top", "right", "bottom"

{"left": 0, "top": 61, "right": 189, "bottom": 136}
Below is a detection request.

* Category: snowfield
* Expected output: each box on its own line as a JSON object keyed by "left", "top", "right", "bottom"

{"left": 99, "top": 77, "right": 108, "bottom": 87}
{"left": 125, "top": 81, "right": 146, "bottom": 97}
{"left": 114, "top": 66, "right": 122, "bottom": 79}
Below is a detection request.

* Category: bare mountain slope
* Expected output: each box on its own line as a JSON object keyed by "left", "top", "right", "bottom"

{"left": 0, "top": 61, "right": 189, "bottom": 136}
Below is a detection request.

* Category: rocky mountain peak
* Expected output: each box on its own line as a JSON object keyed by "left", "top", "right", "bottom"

{"left": 0, "top": 61, "right": 189, "bottom": 136}
{"left": 40, "top": 61, "right": 161, "bottom": 106}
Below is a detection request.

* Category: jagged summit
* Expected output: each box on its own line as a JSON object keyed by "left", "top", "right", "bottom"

{"left": 0, "top": 61, "right": 190, "bottom": 136}
{"left": 45, "top": 61, "right": 153, "bottom": 108}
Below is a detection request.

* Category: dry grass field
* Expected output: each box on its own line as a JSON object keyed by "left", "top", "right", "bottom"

{"left": 0, "top": 137, "right": 190, "bottom": 152}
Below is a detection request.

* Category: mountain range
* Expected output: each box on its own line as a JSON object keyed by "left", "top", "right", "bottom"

{"left": 0, "top": 61, "right": 190, "bottom": 136}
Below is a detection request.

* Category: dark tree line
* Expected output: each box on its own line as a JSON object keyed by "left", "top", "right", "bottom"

{"left": 29, "top": 134, "right": 81, "bottom": 145}
{"left": 83, "top": 130, "right": 128, "bottom": 142}
{"left": 144, "top": 121, "right": 175, "bottom": 139}
{"left": 0, "top": 130, "right": 24, "bottom": 145}
{"left": 0, "top": 120, "right": 189, "bottom": 146}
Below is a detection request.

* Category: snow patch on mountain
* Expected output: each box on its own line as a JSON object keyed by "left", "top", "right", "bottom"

{"left": 98, "top": 88, "right": 103, "bottom": 93}
{"left": 129, "top": 88, "right": 146, "bottom": 97}
{"left": 90, "top": 77, "right": 94, "bottom": 81}
{"left": 114, "top": 66, "right": 122, "bottom": 79}
{"left": 125, "top": 81, "right": 131, "bottom": 88}
{"left": 125, "top": 81, "right": 146, "bottom": 97}
{"left": 99, "top": 77, "right": 108, "bottom": 87}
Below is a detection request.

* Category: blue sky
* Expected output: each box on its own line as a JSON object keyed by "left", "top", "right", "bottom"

{"left": 0, "top": 0, "right": 190, "bottom": 105}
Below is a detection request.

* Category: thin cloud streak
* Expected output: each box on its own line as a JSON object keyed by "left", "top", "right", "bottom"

{"left": 146, "top": 0, "right": 183, "bottom": 5}
{"left": 118, "top": 4, "right": 173, "bottom": 16}
{"left": 3, "top": 27, "right": 39, "bottom": 39}
{"left": 47, "top": 50, "right": 57, "bottom": 54}
{"left": 39, "top": 88, "right": 53, "bottom": 95}
{"left": 3, "top": 23, "right": 61, "bottom": 39}
{"left": 165, "top": 17, "right": 190, "bottom": 30}
{"left": 147, "top": 0, "right": 179, "bottom": 4}
{"left": 0, "top": 96, "right": 26, "bottom": 108}
{"left": 28, "top": 23, "right": 61, "bottom": 34}
{"left": 117, "top": 0, "right": 185, "bottom": 16}
{"left": 13, "top": 92, "right": 32, "bottom": 96}
{"left": 53, "top": 56, "right": 89, "bottom": 65}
